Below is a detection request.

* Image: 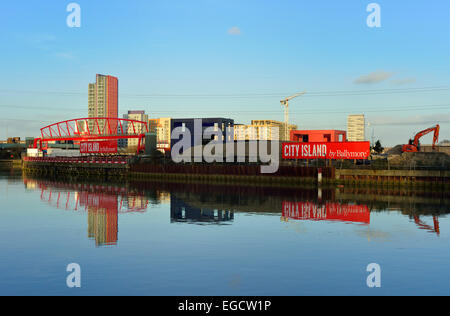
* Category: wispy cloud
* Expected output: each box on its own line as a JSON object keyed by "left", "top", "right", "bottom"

{"left": 354, "top": 71, "right": 394, "bottom": 84}
{"left": 20, "top": 33, "right": 76, "bottom": 60}
{"left": 391, "top": 77, "right": 416, "bottom": 85}
{"left": 54, "top": 52, "right": 75, "bottom": 60}
{"left": 227, "top": 26, "right": 241, "bottom": 35}
{"left": 370, "top": 113, "right": 450, "bottom": 126}
{"left": 27, "top": 33, "right": 57, "bottom": 51}
{"left": 32, "top": 33, "right": 56, "bottom": 44}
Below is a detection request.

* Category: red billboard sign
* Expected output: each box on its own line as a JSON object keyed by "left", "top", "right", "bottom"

{"left": 282, "top": 201, "right": 370, "bottom": 224}
{"left": 282, "top": 141, "right": 370, "bottom": 160}
{"left": 80, "top": 140, "right": 118, "bottom": 154}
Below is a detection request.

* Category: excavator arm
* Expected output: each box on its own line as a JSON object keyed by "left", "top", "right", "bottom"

{"left": 402, "top": 124, "right": 440, "bottom": 152}
{"left": 412, "top": 125, "right": 440, "bottom": 148}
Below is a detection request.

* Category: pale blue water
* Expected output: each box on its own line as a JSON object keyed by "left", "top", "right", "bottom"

{"left": 0, "top": 172, "right": 449, "bottom": 296}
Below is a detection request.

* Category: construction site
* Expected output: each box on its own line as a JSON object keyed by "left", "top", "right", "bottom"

{"left": 376, "top": 124, "right": 450, "bottom": 170}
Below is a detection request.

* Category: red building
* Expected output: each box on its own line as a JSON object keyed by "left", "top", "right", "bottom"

{"left": 105, "top": 75, "right": 118, "bottom": 119}
{"left": 88, "top": 74, "right": 119, "bottom": 133}
{"left": 290, "top": 130, "right": 347, "bottom": 142}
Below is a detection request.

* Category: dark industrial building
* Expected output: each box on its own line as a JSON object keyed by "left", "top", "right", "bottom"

{"left": 170, "top": 118, "right": 234, "bottom": 148}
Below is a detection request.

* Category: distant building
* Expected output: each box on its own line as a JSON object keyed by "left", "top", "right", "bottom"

{"left": 234, "top": 124, "right": 281, "bottom": 141}
{"left": 6, "top": 137, "right": 21, "bottom": 144}
{"left": 249, "top": 120, "right": 297, "bottom": 141}
{"left": 88, "top": 74, "right": 118, "bottom": 133}
{"left": 170, "top": 118, "right": 234, "bottom": 148}
{"left": 149, "top": 117, "right": 172, "bottom": 150}
{"left": 347, "top": 114, "right": 365, "bottom": 141}
{"left": 118, "top": 118, "right": 128, "bottom": 148}
{"left": 290, "top": 130, "right": 347, "bottom": 142}
{"left": 148, "top": 119, "right": 159, "bottom": 133}
{"left": 123, "top": 110, "right": 148, "bottom": 148}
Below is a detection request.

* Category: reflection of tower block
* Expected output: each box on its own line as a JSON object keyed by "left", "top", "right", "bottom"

{"left": 88, "top": 207, "right": 118, "bottom": 246}
{"left": 87, "top": 193, "right": 119, "bottom": 246}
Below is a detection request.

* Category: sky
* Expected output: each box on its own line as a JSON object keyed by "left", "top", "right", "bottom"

{"left": 0, "top": 0, "right": 449, "bottom": 146}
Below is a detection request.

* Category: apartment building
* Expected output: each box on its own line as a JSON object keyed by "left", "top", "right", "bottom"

{"left": 347, "top": 114, "right": 365, "bottom": 141}
{"left": 149, "top": 117, "right": 172, "bottom": 149}
{"left": 234, "top": 120, "right": 297, "bottom": 141}
{"left": 123, "top": 111, "right": 148, "bottom": 148}
{"left": 88, "top": 74, "right": 118, "bottom": 133}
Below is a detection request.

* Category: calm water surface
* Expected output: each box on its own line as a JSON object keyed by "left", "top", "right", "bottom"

{"left": 0, "top": 171, "right": 449, "bottom": 295}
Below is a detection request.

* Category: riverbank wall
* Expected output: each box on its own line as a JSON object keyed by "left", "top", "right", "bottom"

{"left": 129, "top": 163, "right": 449, "bottom": 188}
{"left": 20, "top": 158, "right": 450, "bottom": 188}
{"left": 335, "top": 169, "right": 450, "bottom": 187}
{"left": 0, "top": 159, "right": 22, "bottom": 170}
{"left": 22, "top": 157, "right": 129, "bottom": 180}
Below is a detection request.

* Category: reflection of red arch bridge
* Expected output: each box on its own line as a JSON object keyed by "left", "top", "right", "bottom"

{"left": 33, "top": 117, "right": 149, "bottom": 153}
{"left": 24, "top": 178, "right": 149, "bottom": 213}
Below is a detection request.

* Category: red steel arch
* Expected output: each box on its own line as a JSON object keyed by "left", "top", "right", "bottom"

{"left": 34, "top": 117, "right": 149, "bottom": 153}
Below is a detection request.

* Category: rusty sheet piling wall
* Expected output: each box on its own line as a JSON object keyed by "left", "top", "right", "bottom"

{"left": 17, "top": 155, "right": 450, "bottom": 187}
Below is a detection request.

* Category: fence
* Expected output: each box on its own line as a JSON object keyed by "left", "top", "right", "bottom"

{"left": 23, "top": 156, "right": 130, "bottom": 165}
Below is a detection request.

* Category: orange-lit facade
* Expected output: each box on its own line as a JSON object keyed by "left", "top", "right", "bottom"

{"left": 105, "top": 75, "right": 118, "bottom": 119}
{"left": 88, "top": 74, "right": 118, "bottom": 132}
{"left": 290, "top": 130, "right": 347, "bottom": 142}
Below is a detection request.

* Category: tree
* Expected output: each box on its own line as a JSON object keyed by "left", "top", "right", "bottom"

{"left": 373, "top": 140, "right": 384, "bottom": 154}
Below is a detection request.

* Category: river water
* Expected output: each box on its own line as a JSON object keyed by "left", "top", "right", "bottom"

{"left": 0, "top": 171, "right": 449, "bottom": 295}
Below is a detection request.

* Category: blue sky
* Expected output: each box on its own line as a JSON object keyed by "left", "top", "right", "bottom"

{"left": 0, "top": 0, "right": 449, "bottom": 145}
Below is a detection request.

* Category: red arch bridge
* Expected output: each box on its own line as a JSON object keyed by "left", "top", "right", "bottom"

{"left": 33, "top": 117, "right": 149, "bottom": 154}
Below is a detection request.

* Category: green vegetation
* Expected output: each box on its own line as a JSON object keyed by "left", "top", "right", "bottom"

{"left": 372, "top": 140, "right": 384, "bottom": 154}
{"left": 0, "top": 148, "right": 22, "bottom": 159}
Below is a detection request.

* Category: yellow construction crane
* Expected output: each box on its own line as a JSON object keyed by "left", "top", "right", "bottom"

{"left": 280, "top": 91, "right": 306, "bottom": 140}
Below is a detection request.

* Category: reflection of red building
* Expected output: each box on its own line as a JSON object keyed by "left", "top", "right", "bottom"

{"left": 282, "top": 201, "right": 370, "bottom": 224}
{"left": 290, "top": 130, "right": 347, "bottom": 142}
{"left": 80, "top": 192, "right": 119, "bottom": 246}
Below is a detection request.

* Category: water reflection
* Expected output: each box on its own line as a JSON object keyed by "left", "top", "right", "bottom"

{"left": 171, "top": 196, "right": 234, "bottom": 225}
{"left": 23, "top": 178, "right": 152, "bottom": 246}
{"left": 413, "top": 215, "right": 440, "bottom": 236}
{"left": 22, "top": 176, "right": 449, "bottom": 246}
{"left": 87, "top": 200, "right": 118, "bottom": 246}
{"left": 281, "top": 201, "right": 370, "bottom": 224}
{"left": 5, "top": 173, "right": 449, "bottom": 295}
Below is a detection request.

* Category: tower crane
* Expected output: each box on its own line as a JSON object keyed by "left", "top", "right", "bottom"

{"left": 280, "top": 91, "right": 306, "bottom": 141}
